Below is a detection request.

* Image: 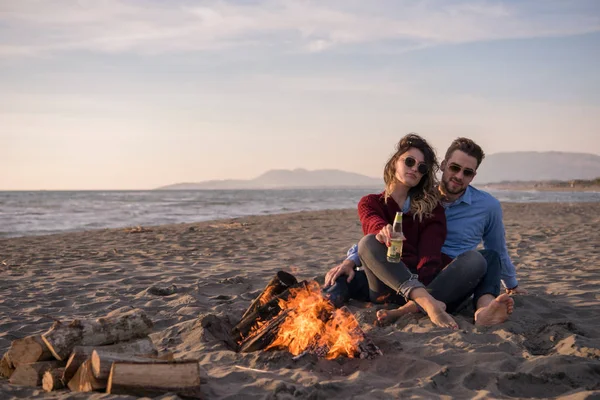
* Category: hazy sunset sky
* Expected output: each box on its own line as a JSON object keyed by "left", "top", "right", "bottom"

{"left": 2, "top": 0, "right": 599, "bottom": 190}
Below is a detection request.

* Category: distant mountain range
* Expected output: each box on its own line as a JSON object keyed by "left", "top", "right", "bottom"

{"left": 475, "top": 151, "right": 600, "bottom": 183}
{"left": 156, "top": 152, "right": 600, "bottom": 190}
{"left": 156, "top": 169, "right": 382, "bottom": 190}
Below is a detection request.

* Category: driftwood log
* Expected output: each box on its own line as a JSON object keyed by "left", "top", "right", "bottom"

{"left": 42, "top": 367, "right": 65, "bottom": 392}
{"left": 91, "top": 350, "right": 172, "bottom": 380}
{"left": 68, "top": 360, "right": 106, "bottom": 392}
{"left": 239, "top": 271, "right": 298, "bottom": 321}
{"left": 61, "top": 336, "right": 157, "bottom": 383}
{"left": 41, "top": 308, "right": 153, "bottom": 361}
{"left": 231, "top": 281, "right": 307, "bottom": 342}
{"left": 7, "top": 335, "right": 54, "bottom": 367}
{"left": 0, "top": 353, "right": 15, "bottom": 379}
{"left": 62, "top": 350, "right": 89, "bottom": 385}
{"left": 106, "top": 361, "right": 202, "bottom": 398}
{"left": 9, "top": 361, "right": 63, "bottom": 387}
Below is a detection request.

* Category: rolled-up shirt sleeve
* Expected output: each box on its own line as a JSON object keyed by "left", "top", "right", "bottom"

{"left": 484, "top": 200, "right": 518, "bottom": 289}
{"left": 345, "top": 244, "right": 360, "bottom": 267}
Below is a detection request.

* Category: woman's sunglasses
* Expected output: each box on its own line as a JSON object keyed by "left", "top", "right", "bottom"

{"left": 448, "top": 163, "right": 475, "bottom": 177}
{"left": 402, "top": 156, "right": 429, "bottom": 175}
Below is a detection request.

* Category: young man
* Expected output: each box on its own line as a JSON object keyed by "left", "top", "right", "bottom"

{"left": 324, "top": 137, "right": 525, "bottom": 327}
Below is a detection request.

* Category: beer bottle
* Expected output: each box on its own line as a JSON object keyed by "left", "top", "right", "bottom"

{"left": 386, "top": 211, "right": 404, "bottom": 263}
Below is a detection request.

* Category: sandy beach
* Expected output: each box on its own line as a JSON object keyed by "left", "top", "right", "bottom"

{"left": 1, "top": 202, "right": 599, "bottom": 399}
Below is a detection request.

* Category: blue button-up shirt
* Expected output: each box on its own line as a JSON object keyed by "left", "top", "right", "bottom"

{"left": 346, "top": 186, "right": 518, "bottom": 288}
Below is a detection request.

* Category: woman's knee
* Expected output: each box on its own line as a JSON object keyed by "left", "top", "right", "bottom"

{"left": 358, "top": 234, "right": 381, "bottom": 258}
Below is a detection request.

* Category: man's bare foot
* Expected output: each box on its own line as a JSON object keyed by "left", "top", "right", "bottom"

{"left": 474, "top": 293, "right": 515, "bottom": 327}
{"left": 376, "top": 300, "right": 446, "bottom": 326}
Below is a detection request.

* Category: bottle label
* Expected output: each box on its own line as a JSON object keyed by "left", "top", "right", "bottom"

{"left": 386, "top": 236, "right": 403, "bottom": 263}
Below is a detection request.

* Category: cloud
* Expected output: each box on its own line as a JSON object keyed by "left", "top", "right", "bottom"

{"left": 0, "top": 0, "right": 599, "bottom": 57}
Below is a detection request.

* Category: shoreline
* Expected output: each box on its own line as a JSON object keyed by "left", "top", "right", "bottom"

{"left": 1, "top": 204, "right": 600, "bottom": 398}
{"left": 3, "top": 199, "right": 600, "bottom": 240}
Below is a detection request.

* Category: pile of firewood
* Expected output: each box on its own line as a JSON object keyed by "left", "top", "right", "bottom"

{"left": 0, "top": 308, "right": 201, "bottom": 398}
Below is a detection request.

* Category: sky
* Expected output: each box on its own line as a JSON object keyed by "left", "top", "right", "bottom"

{"left": 1, "top": 0, "right": 599, "bottom": 190}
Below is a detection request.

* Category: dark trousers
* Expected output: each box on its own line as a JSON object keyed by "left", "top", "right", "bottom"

{"left": 359, "top": 234, "right": 426, "bottom": 303}
{"left": 324, "top": 248, "right": 501, "bottom": 312}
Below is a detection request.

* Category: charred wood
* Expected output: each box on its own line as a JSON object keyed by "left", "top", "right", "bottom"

{"left": 238, "top": 309, "right": 291, "bottom": 353}
{"left": 231, "top": 281, "right": 307, "bottom": 343}
{"left": 239, "top": 271, "right": 297, "bottom": 321}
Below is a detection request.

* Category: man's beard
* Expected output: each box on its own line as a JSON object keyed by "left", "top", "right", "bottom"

{"left": 441, "top": 177, "right": 466, "bottom": 196}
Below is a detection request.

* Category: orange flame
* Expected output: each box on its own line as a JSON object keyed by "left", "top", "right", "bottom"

{"left": 264, "top": 281, "right": 363, "bottom": 359}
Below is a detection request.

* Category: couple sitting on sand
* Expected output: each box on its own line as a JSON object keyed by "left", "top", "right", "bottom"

{"left": 323, "top": 135, "right": 527, "bottom": 329}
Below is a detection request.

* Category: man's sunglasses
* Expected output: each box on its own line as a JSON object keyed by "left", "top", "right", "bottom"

{"left": 402, "top": 156, "right": 429, "bottom": 175}
{"left": 448, "top": 163, "right": 475, "bottom": 177}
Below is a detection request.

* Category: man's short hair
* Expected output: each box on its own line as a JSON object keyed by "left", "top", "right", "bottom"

{"left": 444, "top": 137, "right": 485, "bottom": 168}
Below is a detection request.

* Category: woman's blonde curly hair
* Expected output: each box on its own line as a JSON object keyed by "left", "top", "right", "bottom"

{"left": 383, "top": 133, "right": 440, "bottom": 221}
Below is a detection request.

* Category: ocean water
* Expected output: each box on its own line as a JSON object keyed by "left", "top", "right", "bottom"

{"left": 1, "top": 188, "right": 599, "bottom": 238}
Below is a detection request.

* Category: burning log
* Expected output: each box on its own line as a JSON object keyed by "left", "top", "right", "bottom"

{"left": 231, "top": 281, "right": 308, "bottom": 342}
{"left": 9, "top": 361, "right": 63, "bottom": 387}
{"left": 41, "top": 308, "right": 153, "bottom": 361}
{"left": 42, "top": 368, "right": 65, "bottom": 392}
{"left": 61, "top": 336, "right": 157, "bottom": 383}
{"left": 106, "top": 361, "right": 202, "bottom": 398}
{"left": 0, "top": 353, "right": 15, "bottom": 379}
{"left": 238, "top": 309, "right": 292, "bottom": 353}
{"left": 7, "top": 335, "right": 54, "bottom": 367}
{"left": 239, "top": 271, "right": 298, "bottom": 321}
{"left": 68, "top": 359, "right": 105, "bottom": 392}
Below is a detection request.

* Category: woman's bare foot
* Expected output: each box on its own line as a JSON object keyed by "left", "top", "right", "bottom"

{"left": 408, "top": 288, "right": 458, "bottom": 329}
{"left": 427, "top": 307, "right": 458, "bottom": 329}
{"left": 474, "top": 293, "right": 515, "bottom": 326}
{"left": 376, "top": 300, "right": 446, "bottom": 326}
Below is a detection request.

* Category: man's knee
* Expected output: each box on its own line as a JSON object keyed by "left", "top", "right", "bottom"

{"left": 358, "top": 234, "right": 381, "bottom": 258}
{"left": 479, "top": 249, "right": 502, "bottom": 276}
{"left": 479, "top": 249, "right": 500, "bottom": 265}
{"left": 459, "top": 250, "right": 487, "bottom": 277}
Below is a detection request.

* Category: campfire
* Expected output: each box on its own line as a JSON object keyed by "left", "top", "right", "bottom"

{"left": 231, "top": 271, "right": 382, "bottom": 359}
